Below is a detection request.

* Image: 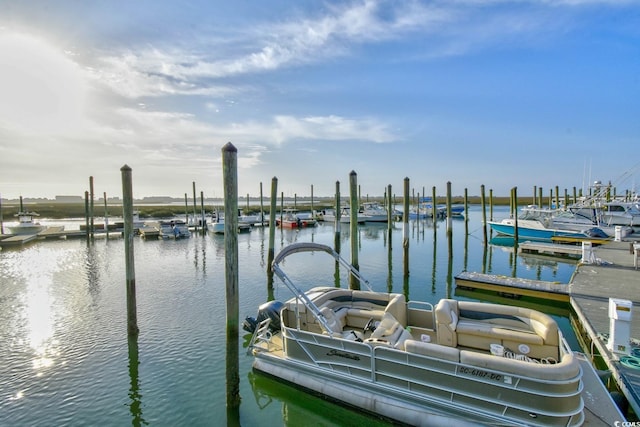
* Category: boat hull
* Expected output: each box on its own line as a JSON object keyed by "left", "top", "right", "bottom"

{"left": 488, "top": 219, "right": 597, "bottom": 242}
{"left": 253, "top": 355, "right": 474, "bottom": 427}
{"left": 8, "top": 225, "right": 46, "bottom": 235}
{"left": 252, "top": 327, "right": 583, "bottom": 427}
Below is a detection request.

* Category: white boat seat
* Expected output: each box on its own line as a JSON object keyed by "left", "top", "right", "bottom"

{"left": 320, "top": 307, "right": 364, "bottom": 341}
{"left": 367, "top": 312, "right": 411, "bottom": 349}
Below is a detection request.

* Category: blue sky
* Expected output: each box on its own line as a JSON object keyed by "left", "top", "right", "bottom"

{"left": 1, "top": 0, "right": 639, "bottom": 200}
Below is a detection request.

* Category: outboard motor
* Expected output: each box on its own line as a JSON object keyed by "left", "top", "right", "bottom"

{"left": 243, "top": 300, "right": 284, "bottom": 334}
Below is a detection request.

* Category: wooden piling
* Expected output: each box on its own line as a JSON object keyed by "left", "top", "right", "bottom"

{"left": 334, "top": 181, "right": 341, "bottom": 235}
{"left": 104, "top": 192, "right": 109, "bottom": 239}
{"left": 310, "top": 185, "right": 314, "bottom": 218}
{"left": 387, "top": 184, "right": 393, "bottom": 234}
{"left": 349, "top": 171, "right": 359, "bottom": 290}
{"left": 192, "top": 182, "right": 197, "bottom": 233}
{"left": 446, "top": 181, "right": 452, "bottom": 237}
{"left": 480, "top": 185, "right": 488, "bottom": 244}
{"left": 403, "top": 177, "right": 410, "bottom": 279}
{"left": 120, "top": 165, "right": 139, "bottom": 336}
{"left": 512, "top": 187, "right": 519, "bottom": 244}
{"left": 267, "top": 177, "right": 278, "bottom": 275}
{"left": 538, "top": 187, "right": 543, "bottom": 211}
{"left": 84, "top": 191, "right": 90, "bottom": 241}
{"left": 89, "top": 176, "right": 95, "bottom": 240}
{"left": 200, "top": 191, "right": 205, "bottom": 235}
{"left": 221, "top": 143, "right": 240, "bottom": 409}
{"left": 463, "top": 188, "right": 469, "bottom": 223}
{"left": 431, "top": 186, "right": 437, "bottom": 222}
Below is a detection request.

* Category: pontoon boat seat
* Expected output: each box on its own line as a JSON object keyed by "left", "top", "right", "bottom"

{"left": 366, "top": 312, "right": 411, "bottom": 349}
{"left": 345, "top": 292, "right": 407, "bottom": 328}
{"left": 435, "top": 299, "right": 560, "bottom": 360}
{"left": 320, "top": 307, "right": 364, "bottom": 341}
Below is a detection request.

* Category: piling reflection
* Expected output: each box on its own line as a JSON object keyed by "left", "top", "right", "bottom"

{"left": 127, "top": 334, "right": 147, "bottom": 426}
{"left": 386, "top": 230, "right": 393, "bottom": 293}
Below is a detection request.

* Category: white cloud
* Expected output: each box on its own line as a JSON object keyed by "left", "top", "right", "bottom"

{"left": 0, "top": 32, "right": 91, "bottom": 135}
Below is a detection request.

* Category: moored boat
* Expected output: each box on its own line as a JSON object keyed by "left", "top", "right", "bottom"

{"left": 246, "top": 242, "right": 585, "bottom": 426}
{"left": 276, "top": 209, "right": 317, "bottom": 228}
{"left": 8, "top": 211, "right": 46, "bottom": 235}
{"left": 359, "top": 202, "right": 396, "bottom": 222}
{"left": 488, "top": 205, "right": 612, "bottom": 242}
{"left": 318, "top": 206, "right": 366, "bottom": 224}
{"left": 206, "top": 218, "right": 251, "bottom": 234}
{"left": 158, "top": 219, "right": 191, "bottom": 239}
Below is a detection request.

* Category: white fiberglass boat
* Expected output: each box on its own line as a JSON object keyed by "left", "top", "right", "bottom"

{"left": 8, "top": 211, "right": 46, "bottom": 235}
{"left": 245, "top": 243, "right": 585, "bottom": 426}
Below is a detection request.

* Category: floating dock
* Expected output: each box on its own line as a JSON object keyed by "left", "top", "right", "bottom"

{"left": 518, "top": 241, "right": 582, "bottom": 258}
{"left": 0, "top": 227, "right": 122, "bottom": 247}
{"left": 455, "top": 271, "right": 570, "bottom": 302}
{"left": 457, "top": 239, "right": 640, "bottom": 422}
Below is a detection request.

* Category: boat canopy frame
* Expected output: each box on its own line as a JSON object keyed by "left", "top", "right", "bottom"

{"left": 271, "top": 242, "right": 373, "bottom": 336}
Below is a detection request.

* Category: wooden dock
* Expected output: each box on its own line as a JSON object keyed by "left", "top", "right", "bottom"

{"left": 457, "top": 239, "right": 640, "bottom": 421}
{"left": 455, "top": 271, "right": 570, "bottom": 302}
{"left": 0, "top": 233, "right": 39, "bottom": 246}
{"left": 0, "top": 227, "right": 121, "bottom": 248}
{"left": 518, "top": 241, "right": 582, "bottom": 258}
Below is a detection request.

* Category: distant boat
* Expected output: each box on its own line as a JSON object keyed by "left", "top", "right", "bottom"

{"left": 207, "top": 213, "right": 251, "bottom": 235}
{"left": 318, "top": 207, "right": 366, "bottom": 224}
{"left": 359, "top": 202, "right": 396, "bottom": 222}
{"left": 8, "top": 211, "right": 47, "bottom": 235}
{"left": 158, "top": 220, "right": 191, "bottom": 239}
{"left": 276, "top": 209, "right": 317, "bottom": 228}
{"left": 411, "top": 198, "right": 463, "bottom": 218}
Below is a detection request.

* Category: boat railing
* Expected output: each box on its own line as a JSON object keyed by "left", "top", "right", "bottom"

{"left": 247, "top": 318, "right": 280, "bottom": 354}
{"left": 272, "top": 242, "right": 373, "bottom": 336}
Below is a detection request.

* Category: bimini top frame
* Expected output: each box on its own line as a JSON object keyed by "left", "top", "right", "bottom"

{"left": 271, "top": 242, "right": 372, "bottom": 336}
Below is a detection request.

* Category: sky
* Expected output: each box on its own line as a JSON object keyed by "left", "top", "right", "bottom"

{"left": 1, "top": 0, "right": 639, "bottom": 201}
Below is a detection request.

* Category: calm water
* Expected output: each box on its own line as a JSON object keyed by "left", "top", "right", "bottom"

{"left": 0, "top": 206, "right": 578, "bottom": 426}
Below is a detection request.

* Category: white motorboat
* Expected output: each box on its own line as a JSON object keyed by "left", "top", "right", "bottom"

{"left": 245, "top": 243, "right": 585, "bottom": 426}
{"left": 318, "top": 207, "right": 366, "bottom": 224}
{"left": 8, "top": 211, "right": 46, "bottom": 235}
{"left": 359, "top": 202, "right": 394, "bottom": 222}
{"left": 207, "top": 216, "right": 251, "bottom": 234}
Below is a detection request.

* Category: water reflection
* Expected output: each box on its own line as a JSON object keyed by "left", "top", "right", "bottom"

{"left": 23, "top": 247, "right": 69, "bottom": 376}
{"left": 127, "top": 334, "right": 147, "bottom": 426}
{"left": 247, "top": 371, "right": 388, "bottom": 427}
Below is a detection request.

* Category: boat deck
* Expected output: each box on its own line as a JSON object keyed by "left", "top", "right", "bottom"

{"left": 457, "top": 239, "right": 640, "bottom": 422}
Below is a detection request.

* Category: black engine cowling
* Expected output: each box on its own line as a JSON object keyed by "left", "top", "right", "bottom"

{"left": 242, "top": 300, "right": 284, "bottom": 333}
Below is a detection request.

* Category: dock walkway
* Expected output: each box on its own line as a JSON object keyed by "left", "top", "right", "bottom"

{"left": 569, "top": 240, "right": 640, "bottom": 419}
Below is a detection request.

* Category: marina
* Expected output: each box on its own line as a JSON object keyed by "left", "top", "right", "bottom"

{"left": 0, "top": 202, "right": 637, "bottom": 426}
